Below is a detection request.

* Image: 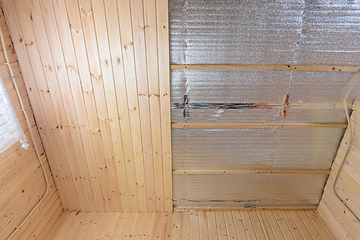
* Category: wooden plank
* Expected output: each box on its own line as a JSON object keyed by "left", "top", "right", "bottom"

{"left": 122, "top": 212, "right": 138, "bottom": 239}
{"left": 297, "top": 211, "right": 322, "bottom": 239}
{"left": 180, "top": 211, "right": 189, "bottom": 240}
{"left": 207, "top": 211, "right": 219, "bottom": 239}
{"left": 281, "top": 211, "right": 304, "bottom": 240}
{"left": 257, "top": 210, "right": 276, "bottom": 240}
{"left": 173, "top": 206, "right": 318, "bottom": 211}
{"left": 198, "top": 211, "right": 209, "bottom": 240}
{"left": 189, "top": 211, "right": 199, "bottom": 240}
{"left": 173, "top": 169, "right": 330, "bottom": 175}
{"left": 248, "top": 210, "right": 267, "bottom": 240}
{"left": 44, "top": 212, "right": 70, "bottom": 240}
{"left": 232, "top": 211, "right": 248, "bottom": 240}
{"left": 172, "top": 212, "right": 181, "bottom": 240}
{"left": 117, "top": 0, "right": 145, "bottom": 212}
{"left": 59, "top": 0, "right": 107, "bottom": 211}
{"left": 240, "top": 211, "right": 257, "bottom": 240}
{"left": 288, "top": 211, "right": 313, "bottom": 240}
{"left": 224, "top": 210, "right": 237, "bottom": 240}
{"left": 143, "top": 212, "right": 157, "bottom": 240}
{"left": 113, "top": 213, "right": 129, "bottom": 239}
{"left": 306, "top": 210, "right": 334, "bottom": 240}
{"left": 102, "top": 0, "right": 134, "bottom": 213}
{"left": 156, "top": 0, "right": 172, "bottom": 212}
{"left": 215, "top": 211, "right": 228, "bottom": 240}
{"left": 265, "top": 211, "right": 286, "bottom": 240}
{"left": 172, "top": 122, "right": 347, "bottom": 128}
{"left": 143, "top": 0, "right": 163, "bottom": 213}
{"left": 272, "top": 210, "right": 295, "bottom": 240}
{"left": 170, "top": 64, "right": 360, "bottom": 72}
{"left": 132, "top": 212, "right": 147, "bottom": 239}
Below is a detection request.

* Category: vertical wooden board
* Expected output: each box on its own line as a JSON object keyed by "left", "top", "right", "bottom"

{"left": 77, "top": 0, "right": 115, "bottom": 212}
{"left": 38, "top": 0, "right": 96, "bottom": 211}
{"left": 102, "top": 0, "right": 133, "bottom": 213}
{"left": 29, "top": 0, "right": 88, "bottom": 211}
{"left": 117, "top": 0, "right": 146, "bottom": 212}
{"left": 189, "top": 211, "right": 199, "bottom": 240}
{"left": 318, "top": 200, "right": 353, "bottom": 240}
{"left": 180, "top": 211, "right": 189, "bottom": 240}
{"left": 257, "top": 211, "right": 276, "bottom": 240}
{"left": 265, "top": 211, "right": 286, "bottom": 240}
{"left": 113, "top": 213, "right": 129, "bottom": 239}
{"left": 281, "top": 211, "right": 304, "bottom": 240}
{"left": 172, "top": 212, "right": 181, "bottom": 240}
{"left": 241, "top": 211, "right": 257, "bottom": 240}
{"left": 273, "top": 210, "right": 294, "bottom": 240}
{"left": 23, "top": 0, "right": 82, "bottom": 211}
{"left": 156, "top": 0, "right": 172, "bottom": 211}
{"left": 123, "top": 212, "right": 139, "bottom": 239}
{"left": 56, "top": 0, "right": 107, "bottom": 211}
{"left": 248, "top": 210, "right": 267, "bottom": 240}
{"left": 132, "top": 212, "right": 147, "bottom": 239}
{"left": 297, "top": 211, "right": 322, "bottom": 239}
{"left": 207, "top": 211, "right": 218, "bottom": 239}
{"left": 44, "top": 212, "right": 70, "bottom": 240}
{"left": 215, "top": 211, "right": 228, "bottom": 240}
{"left": 99, "top": 213, "right": 122, "bottom": 240}
{"left": 163, "top": 212, "right": 173, "bottom": 239}
{"left": 4, "top": 0, "right": 72, "bottom": 210}
{"left": 232, "top": 211, "right": 248, "bottom": 240}
{"left": 288, "top": 211, "right": 313, "bottom": 240}
{"left": 129, "top": 0, "right": 156, "bottom": 213}
{"left": 90, "top": 0, "right": 125, "bottom": 212}
{"left": 306, "top": 210, "right": 334, "bottom": 239}
{"left": 224, "top": 211, "right": 237, "bottom": 240}
{"left": 143, "top": 212, "right": 157, "bottom": 239}
{"left": 153, "top": 212, "right": 165, "bottom": 239}
{"left": 198, "top": 211, "right": 209, "bottom": 240}
{"left": 143, "top": 0, "right": 163, "bottom": 213}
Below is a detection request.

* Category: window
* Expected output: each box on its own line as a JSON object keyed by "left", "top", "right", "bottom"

{"left": 0, "top": 77, "right": 28, "bottom": 153}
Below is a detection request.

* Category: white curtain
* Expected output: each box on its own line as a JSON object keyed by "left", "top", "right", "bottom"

{"left": 0, "top": 77, "right": 28, "bottom": 153}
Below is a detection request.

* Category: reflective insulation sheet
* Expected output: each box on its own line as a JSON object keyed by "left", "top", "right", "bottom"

{"left": 172, "top": 127, "right": 344, "bottom": 170}
{"left": 171, "top": 69, "right": 360, "bottom": 123}
{"left": 169, "top": 0, "right": 360, "bottom": 66}
{"left": 173, "top": 174, "right": 327, "bottom": 208}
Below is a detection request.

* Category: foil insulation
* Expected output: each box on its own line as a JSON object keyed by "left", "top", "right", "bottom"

{"left": 169, "top": 0, "right": 360, "bottom": 66}
{"left": 172, "top": 127, "right": 344, "bottom": 170}
{"left": 169, "top": 0, "right": 360, "bottom": 207}
{"left": 173, "top": 174, "right": 327, "bottom": 207}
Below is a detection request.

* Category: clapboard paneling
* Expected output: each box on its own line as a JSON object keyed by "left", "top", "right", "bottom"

{"left": 2, "top": 0, "right": 172, "bottom": 212}
{"left": 318, "top": 99, "right": 360, "bottom": 240}
{"left": 0, "top": 2, "right": 62, "bottom": 239}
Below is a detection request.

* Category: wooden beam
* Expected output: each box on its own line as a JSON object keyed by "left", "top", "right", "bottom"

{"left": 173, "top": 206, "right": 318, "bottom": 211}
{"left": 172, "top": 122, "right": 347, "bottom": 128}
{"left": 172, "top": 170, "right": 331, "bottom": 175}
{"left": 171, "top": 64, "right": 360, "bottom": 72}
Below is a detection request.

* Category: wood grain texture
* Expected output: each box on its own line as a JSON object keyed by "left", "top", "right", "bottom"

{"left": 0, "top": 2, "right": 62, "bottom": 239}
{"left": 318, "top": 99, "right": 360, "bottom": 240}
{"left": 46, "top": 210, "right": 333, "bottom": 239}
{"left": 2, "top": 0, "right": 172, "bottom": 212}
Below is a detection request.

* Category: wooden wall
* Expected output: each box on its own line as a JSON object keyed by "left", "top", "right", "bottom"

{"left": 2, "top": 0, "right": 172, "bottom": 212}
{"left": 318, "top": 99, "right": 360, "bottom": 239}
{"left": 0, "top": 4, "right": 62, "bottom": 239}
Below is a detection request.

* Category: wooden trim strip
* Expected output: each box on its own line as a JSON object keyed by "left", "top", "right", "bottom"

{"left": 173, "top": 170, "right": 331, "bottom": 175}
{"left": 171, "top": 64, "right": 360, "bottom": 72}
{"left": 173, "top": 206, "right": 318, "bottom": 211}
{"left": 172, "top": 122, "right": 347, "bottom": 128}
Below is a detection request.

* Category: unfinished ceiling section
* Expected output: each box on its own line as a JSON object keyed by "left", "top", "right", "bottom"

{"left": 169, "top": 0, "right": 360, "bottom": 209}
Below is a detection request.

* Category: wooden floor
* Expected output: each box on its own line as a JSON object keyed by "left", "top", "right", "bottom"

{"left": 45, "top": 210, "right": 334, "bottom": 239}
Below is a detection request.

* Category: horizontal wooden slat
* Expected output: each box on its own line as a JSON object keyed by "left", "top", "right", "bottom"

{"left": 173, "top": 169, "right": 331, "bottom": 175}
{"left": 171, "top": 64, "right": 360, "bottom": 72}
{"left": 172, "top": 122, "right": 347, "bottom": 128}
